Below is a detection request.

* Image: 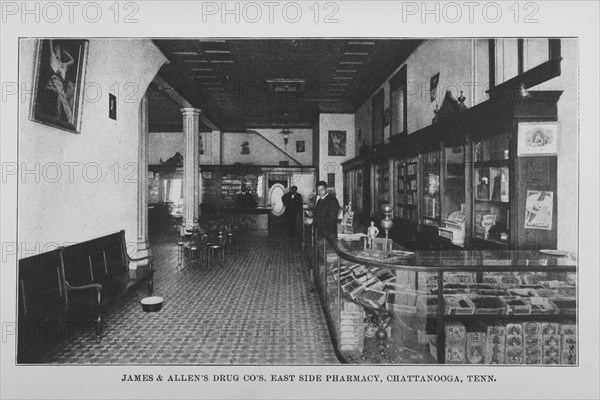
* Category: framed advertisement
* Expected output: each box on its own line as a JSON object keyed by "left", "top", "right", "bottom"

{"left": 524, "top": 190, "right": 554, "bottom": 230}
{"left": 517, "top": 122, "right": 559, "bottom": 156}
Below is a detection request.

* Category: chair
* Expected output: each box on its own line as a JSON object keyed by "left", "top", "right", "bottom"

{"left": 177, "top": 226, "right": 201, "bottom": 270}
{"left": 206, "top": 231, "right": 227, "bottom": 264}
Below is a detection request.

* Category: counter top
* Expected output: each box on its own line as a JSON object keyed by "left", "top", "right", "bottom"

{"left": 330, "top": 236, "right": 577, "bottom": 272}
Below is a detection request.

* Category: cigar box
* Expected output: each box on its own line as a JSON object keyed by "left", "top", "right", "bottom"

{"left": 466, "top": 332, "right": 485, "bottom": 364}
{"left": 445, "top": 322, "right": 466, "bottom": 342}
{"left": 559, "top": 324, "right": 577, "bottom": 335}
{"left": 541, "top": 323, "right": 559, "bottom": 336}
{"left": 446, "top": 343, "right": 466, "bottom": 364}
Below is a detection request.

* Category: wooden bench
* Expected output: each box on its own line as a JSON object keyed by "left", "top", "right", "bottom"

{"left": 18, "top": 231, "right": 153, "bottom": 362}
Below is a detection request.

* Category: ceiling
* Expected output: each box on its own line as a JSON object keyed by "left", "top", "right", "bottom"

{"left": 150, "top": 39, "right": 422, "bottom": 132}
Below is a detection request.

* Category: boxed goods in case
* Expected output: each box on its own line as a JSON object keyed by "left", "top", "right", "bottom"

{"left": 559, "top": 324, "right": 576, "bottom": 335}
{"left": 445, "top": 322, "right": 466, "bottom": 364}
{"left": 541, "top": 323, "right": 559, "bottom": 335}
{"left": 444, "top": 295, "right": 476, "bottom": 315}
{"left": 466, "top": 332, "right": 486, "bottom": 364}
{"left": 445, "top": 322, "right": 466, "bottom": 342}
{"left": 529, "top": 297, "right": 557, "bottom": 314}
{"left": 551, "top": 298, "right": 576, "bottom": 315}
{"left": 542, "top": 333, "right": 561, "bottom": 365}
{"left": 338, "top": 309, "right": 364, "bottom": 353}
{"left": 560, "top": 335, "right": 576, "bottom": 365}
{"left": 469, "top": 295, "right": 506, "bottom": 315}
{"left": 524, "top": 323, "right": 543, "bottom": 365}
{"left": 500, "top": 296, "right": 532, "bottom": 315}
{"left": 484, "top": 325, "right": 506, "bottom": 364}
{"left": 386, "top": 290, "right": 419, "bottom": 314}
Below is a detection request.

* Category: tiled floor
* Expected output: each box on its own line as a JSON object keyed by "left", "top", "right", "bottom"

{"left": 37, "top": 227, "right": 339, "bottom": 364}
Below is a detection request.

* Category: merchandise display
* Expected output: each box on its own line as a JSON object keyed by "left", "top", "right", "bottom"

{"left": 309, "top": 232, "right": 577, "bottom": 365}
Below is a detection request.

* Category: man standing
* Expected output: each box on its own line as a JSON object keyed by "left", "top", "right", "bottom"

{"left": 282, "top": 186, "right": 303, "bottom": 237}
{"left": 313, "top": 181, "right": 340, "bottom": 240}
{"left": 236, "top": 185, "right": 256, "bottom": 209}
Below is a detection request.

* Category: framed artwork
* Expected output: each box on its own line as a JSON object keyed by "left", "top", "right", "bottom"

{"left": 241, "top": 141, "right": 250, "bottom": 154}
{"left": 296, "top": 140, "right": 305, "bottom": 153}
{"left": 517, "top": 122, "right": 559, "bottom": 156}
{"left": 328, "top": 130, "right": 346, "bottom": 156}
{"left": 108, "top": 93, "right": 117, "bottom": 120}
{"left": 524, "top": 190, "right": 554, "bottom": 230}
{"left": 30, "top": 39, "right": 89, "bottom": 133}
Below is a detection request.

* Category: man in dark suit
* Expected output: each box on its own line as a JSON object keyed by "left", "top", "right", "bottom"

{"left": 313, "top": 181, "right": 340, "bottom": 240}
{"left": 282, "top": 186, "right": 303, "bottom": 237}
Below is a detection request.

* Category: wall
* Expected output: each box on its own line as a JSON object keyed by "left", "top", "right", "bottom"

{"left": 319, "top": 113, "right": 355, "bottom": 206}
{"left": 148, "top": 131, "right": 184, "bottom": 165}
{"left": 18, "top": 39, "right": 166, "bottom": 255}
{"left": 149, "top": 128, "right": 313, "bottom": 167}
{"left": 534, "top": 39, "right": 578, "bottom": 252}
{"left": 222, "top": 128, "right": 313, "bottom": 166}
{"left": 354, "top": 40, "right": 474, "bottom": 153}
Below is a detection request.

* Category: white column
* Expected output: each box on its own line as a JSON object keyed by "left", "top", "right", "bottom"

{"left": 181, "top": 107, "right": 201, "bottom": 229}
{"left": 135, "top": 94, "right": 151, "bottom": 266}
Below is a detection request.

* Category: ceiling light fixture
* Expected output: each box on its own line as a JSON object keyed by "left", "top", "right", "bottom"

{"left": 279, "top": 114, "right": 292, "bottom": 146}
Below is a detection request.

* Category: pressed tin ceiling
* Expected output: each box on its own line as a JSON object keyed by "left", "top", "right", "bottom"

{"left": 151, "top": 39, "right": 422, "bottom": 132}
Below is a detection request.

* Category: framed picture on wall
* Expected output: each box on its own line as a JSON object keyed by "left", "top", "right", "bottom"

{"left": 296, "top": 140, "right": 305, "bottom": 153}
{"left": 517, "top": 122, "right": 559, "bottom": 156}
{"left": 328, "top": 130, "right": 346, "bottom": 156}
{"left": 30, "top": 39, "right": 89, "bottom": 133}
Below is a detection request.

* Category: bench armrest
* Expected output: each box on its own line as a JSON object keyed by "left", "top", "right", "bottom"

{"left": 65, "top": 281, "right": 103, "bottom": 292}
{"left": 128, "top": 254, "right": 154, "bottom": 270}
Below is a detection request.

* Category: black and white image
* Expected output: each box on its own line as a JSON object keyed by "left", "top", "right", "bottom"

{"left": 1, "top": 2, "right": 598, "bottom": 399}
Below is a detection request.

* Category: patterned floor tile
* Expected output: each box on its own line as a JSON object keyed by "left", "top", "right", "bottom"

{"left": 34, "top": 227, "right": 339, "bottom": 365}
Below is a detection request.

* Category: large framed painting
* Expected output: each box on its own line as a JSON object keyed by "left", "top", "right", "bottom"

{"left": 328, "top": 130, "right": 346, "bottom": 156}
{"left": 30, "top": 39, "right": 89, "bottom": 133}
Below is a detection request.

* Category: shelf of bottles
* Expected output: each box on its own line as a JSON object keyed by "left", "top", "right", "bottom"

{"left": 472, "top": 133, "right": 510, "bottom": 245}
{"left": 421, "top": 151, "right": 441, "bottom": 227}
{"left": 394, "top": 159, "right": 419, "bottom": 222}
{"left": 374, "top": 161, "right": 390, "bottom": 214}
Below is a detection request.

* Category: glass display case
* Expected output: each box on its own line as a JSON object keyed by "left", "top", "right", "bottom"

{"left": 441, "top": 146, "right": 466, "bottom": 220}
{"left": 374, "top": 161, "right": 390, "bottom": 214}
{"left": 393, "top": 158, "right": 418, "bottom": 222}
{"left": 309, "top": 232, "right": 577, "bottom": 365}
{"left": 473, "top": 133, "right": 510, "bottom": 245}
{"left": 421, "top": 151, "right": 441, "bottom": 226}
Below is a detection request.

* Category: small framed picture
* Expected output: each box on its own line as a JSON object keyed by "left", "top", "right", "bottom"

{"left": 328, "top": 130, "right": 346, "bottom": 156}
{"left": 296, "top": 140, "right": 305, "bottom": 153}
{"left": 517, "top": 122, "right": 559, "bottom": 156}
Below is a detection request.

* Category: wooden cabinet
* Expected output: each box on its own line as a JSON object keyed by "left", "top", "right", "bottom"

{"left": 342, "top": 90, "right": 562, "bottom": 251}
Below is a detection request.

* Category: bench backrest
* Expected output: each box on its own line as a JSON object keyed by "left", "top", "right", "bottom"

{"left": 61, "top": 231, "right": 128, "bottom": 286}
{"left": 18, "top": 248, "right": 66, "bottom": 363}
{"left": 18, "top": 248, "right": 66, "bottom": 320}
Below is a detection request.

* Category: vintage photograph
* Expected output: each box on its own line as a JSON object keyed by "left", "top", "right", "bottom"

{"left": 3, "top": 2, "right": 598, "bottom": 397}
{"left": 14, "top": 36, "right": 579, "bottom": 369}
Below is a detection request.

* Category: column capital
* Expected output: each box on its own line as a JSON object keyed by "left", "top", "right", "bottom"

{"left": 180, "top": 107, "right": 202, "bottom": 117}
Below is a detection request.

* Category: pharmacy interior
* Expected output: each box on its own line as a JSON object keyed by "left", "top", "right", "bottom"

{"left": 305, "top": 38, "right": 578, "bottom": 365}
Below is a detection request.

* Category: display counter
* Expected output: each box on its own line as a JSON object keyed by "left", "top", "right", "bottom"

{"left": 304, "top": 229, "right": 577, "bottom": 365}
{"left": 221, "top": 207, "right": 271, "bottom": 231}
